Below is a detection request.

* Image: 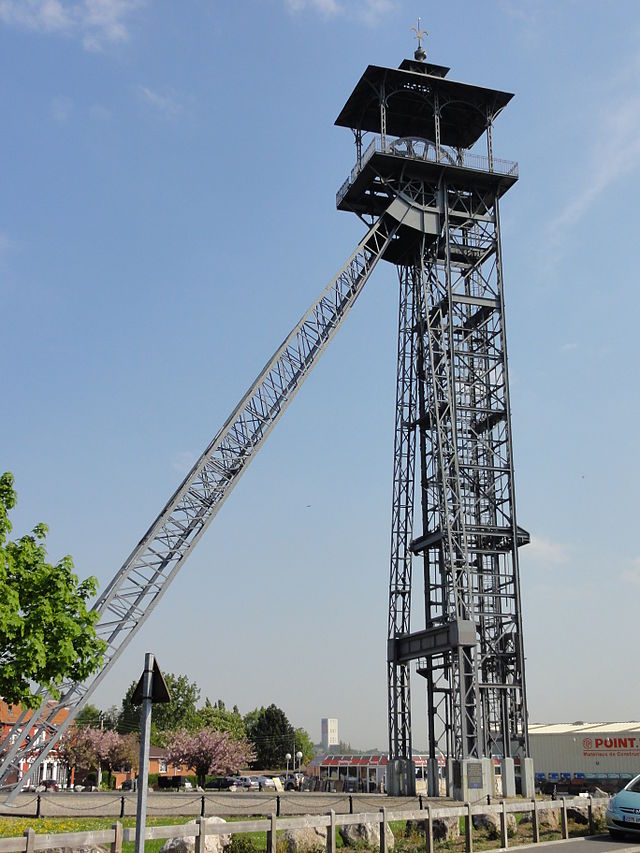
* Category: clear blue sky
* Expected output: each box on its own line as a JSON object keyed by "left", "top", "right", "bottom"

{"left": 3, "top": 0, "right": 640, "bottom": 750}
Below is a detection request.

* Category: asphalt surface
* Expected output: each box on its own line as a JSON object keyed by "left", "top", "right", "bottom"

{"left": 0, "top": 790, "right": 415, "bottom": 818}
{"left": 504, "top": 834, "right": 640, "bottom": 852}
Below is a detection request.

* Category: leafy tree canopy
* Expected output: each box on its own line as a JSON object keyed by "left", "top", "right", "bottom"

{"left": 196, "top": 698, "right": 245, "bottom": 740}
{"left": 0, "top": 473, "right": 105, "bottom": 709}
{"left": 294, "top": 727, "right": 314, "bottom": 764}
{"left": 75, "top": 704, "right": 103, "bottom": 728}
{"left": 118, "top": 672, "right": 200, "bottom": 739}
{"left": 246, "top": 704, "right": 295, "bottom": 769}
{"left": 243, "top": 707, "right": 264, "bottom": 740}
{"left": 75, "top": 703, "right": 119, "bottom": 730}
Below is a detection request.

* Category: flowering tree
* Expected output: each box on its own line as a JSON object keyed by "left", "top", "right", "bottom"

{"left": 165, "top": 728, "right": 255, "bottom": 788}
{"left": 57, "top": 724, "right": 100, "bottom": 783}
{"left": 80, "top": 728, "right": 138, "bottom": 788}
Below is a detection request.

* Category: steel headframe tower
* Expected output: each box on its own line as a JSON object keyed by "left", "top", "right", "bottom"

{"left": 0, "top": 41, "right": 532, "bottom": 804}
{"left": 335, "top": 53, "right": 530, "bottom": 796}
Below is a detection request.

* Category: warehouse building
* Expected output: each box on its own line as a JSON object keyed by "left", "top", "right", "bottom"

{"left": 530, "top": 722, "right": 640, "bottom": 794}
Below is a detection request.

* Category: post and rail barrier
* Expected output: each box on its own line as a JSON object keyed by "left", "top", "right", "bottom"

{"left": 0, "top": 795, "right": 609, "bottom": 853}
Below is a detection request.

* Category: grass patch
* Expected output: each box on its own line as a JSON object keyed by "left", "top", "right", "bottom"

{"left": 0, "top": 816, "right": 193, "bottom": 853}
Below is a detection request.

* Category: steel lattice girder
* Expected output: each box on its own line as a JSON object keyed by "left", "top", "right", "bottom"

{"left": 387, "top": 265, "right": 418, "bottom": 760}
{"left": 0, "top": 214, "right": 407, "bottom": 800}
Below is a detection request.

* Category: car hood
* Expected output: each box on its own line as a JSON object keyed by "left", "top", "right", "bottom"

{"left": 613, "top": 790, "right": 640, "bottom": 809}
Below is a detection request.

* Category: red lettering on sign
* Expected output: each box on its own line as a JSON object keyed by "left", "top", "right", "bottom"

{"left": 604, "top": 738, "right": 613, "bottom": 748}
{"left": 595, "top": 738, "right": 603, "bottom": 748}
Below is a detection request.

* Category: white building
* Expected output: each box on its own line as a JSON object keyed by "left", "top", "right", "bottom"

{"left": 321, "top": 718, "right": 339, "bottom": 750}
{"left": 529, "top": 721, "right": 640, "bottom": 792}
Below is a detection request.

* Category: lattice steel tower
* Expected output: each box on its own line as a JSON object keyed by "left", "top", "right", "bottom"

{"left": 335, "top": 46, "right": 530, "bottom": 796}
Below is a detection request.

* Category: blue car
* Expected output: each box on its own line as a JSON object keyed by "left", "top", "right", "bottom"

{"left": 606, "top": 774, "right": 640, "bottom": 839}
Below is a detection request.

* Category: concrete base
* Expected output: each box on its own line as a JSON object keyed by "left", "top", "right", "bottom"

{"left": 520, "top": 757, "right": 535, "bottom": 798}
{"left": 452, "top": 758, "right": 492, "bottom": 802}
{"left": 501, "top": 757, "right": 516, "bottom": 797}
{"left": 386, "top": 758, "right": 416, "bottom": 796}
{"left": 445, "top": 758, "right": 454, "bottom": 797}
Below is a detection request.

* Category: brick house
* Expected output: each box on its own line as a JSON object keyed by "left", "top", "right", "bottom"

{"left": 1, "top": 701, "right": 194, "bottom": 790}
{"left": 113, "top": 746, "right": 194, "bottom": 789}
{"left": 0, "top": 700, "right": 70, "bottom": 788}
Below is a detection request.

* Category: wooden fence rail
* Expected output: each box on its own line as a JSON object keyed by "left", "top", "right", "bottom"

{"left": 0, "top": 796, "right": 607, "bottom": 853}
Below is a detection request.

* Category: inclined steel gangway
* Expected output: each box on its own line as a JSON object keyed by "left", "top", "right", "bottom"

{"left": 0, "top": 213, "right": 406, "bottom": 801}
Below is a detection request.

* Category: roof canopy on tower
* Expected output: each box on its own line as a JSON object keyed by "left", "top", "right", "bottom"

{"left": 335, "top": 62, "right": 514, "bottom": 150}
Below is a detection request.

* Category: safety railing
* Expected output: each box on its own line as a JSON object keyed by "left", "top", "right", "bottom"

{"left": 337, "top": 136, "right": 519, "bottom": 206}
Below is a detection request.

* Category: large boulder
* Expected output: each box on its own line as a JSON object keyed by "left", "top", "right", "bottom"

{"left": 159, "top": 818, "right": 230, "bottom": 853}
{"left": 592, "top": 801, "right": 608, "bottom": 826}
{"left": 405, "top": 816, "right": 460, "bottom": 842}
{"left": 284, "top": 821, "right": 327, "bottom": 853}
{"left": 339, "top": 821, "right": 394, "bottom": 849}
{"left": 46, "top": 848, "right": 107, "bottom": 853}
{"left": 519, "top": 806, "right": 560, "bottom": 831}
{"left": 566, "top": 802, "right": 589, "bottom": 825}
{"left": 472, "top": 811, "right": 516, "bottom": 839}
{"left": 567, "top": 799, "right": 607, "bottom": 826}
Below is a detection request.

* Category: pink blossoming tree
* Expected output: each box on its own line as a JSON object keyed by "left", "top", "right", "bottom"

{"left": 165, "top": 728, "right": 255, "bottom": 788}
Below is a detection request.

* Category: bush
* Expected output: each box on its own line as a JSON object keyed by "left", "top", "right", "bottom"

{"left": 229, "top": 836, "right": 258, "bottom": 853}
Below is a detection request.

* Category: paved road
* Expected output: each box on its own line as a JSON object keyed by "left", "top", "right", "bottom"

{"left": 0, "top": 791, "right": 412, "bottom": 818}
{"left": 505, "top": 834, "right": 640, "bottom": 852}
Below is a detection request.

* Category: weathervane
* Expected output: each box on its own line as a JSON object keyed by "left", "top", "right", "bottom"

{"left": 411, "top": 17, "right": 428, "bottom": 62}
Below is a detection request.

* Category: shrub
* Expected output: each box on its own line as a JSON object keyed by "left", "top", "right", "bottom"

{"left": 229, "top": 836, "right": 258, "bottom": 853}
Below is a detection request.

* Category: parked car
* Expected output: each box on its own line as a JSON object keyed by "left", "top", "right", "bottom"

{"left": 257, "top": 776, "right": 276, "bottom": 790}
{"left": 205, "top": 777, "right": 237, "bottom": 791}
{"left": 281, "top": 773, "right": 304, "bottom": 791}
{"left": 607, "top": 774, "right": 640, "bottom": 839}
{"left": 236, "top": 776, "right": 259, "bottom": 790}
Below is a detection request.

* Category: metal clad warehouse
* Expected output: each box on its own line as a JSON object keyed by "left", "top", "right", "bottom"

{"left": 530, "top": 722, "right": 640, "bottom": 793}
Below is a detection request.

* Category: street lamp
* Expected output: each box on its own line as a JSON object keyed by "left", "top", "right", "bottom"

{"left": 296, "top": 750, "right": 303, "bottom": 774}
{"left": 285, "top": 752, "right": 292, "bottom": 777}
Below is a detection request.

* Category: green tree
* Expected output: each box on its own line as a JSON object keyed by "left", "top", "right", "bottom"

{"left": 196, "top": 698, "right": 245, "bottom": 739}
{"left": 75, "top": 703, "right": 119, "bottom": 730}
{"left": 247, "top": 704, "right": 295, "bottom": 769}
{"left": 243, "top": 707, "right": 263, "bottom": 741}
{"left": 0, "top": 473, "right": 105, "bottom": 710}
{"left": 118, "top": 672, "right": 200, "bottom": 738}
{"left": 294, "top": 727, "right": 314, "bottom": 764}
{"left": 75, "top": 704, "right": 103, "bottom": 728}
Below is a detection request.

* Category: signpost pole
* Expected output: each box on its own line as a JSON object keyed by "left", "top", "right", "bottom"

{"left": 134, "top": 653, "right": 154, "bottom": 853}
